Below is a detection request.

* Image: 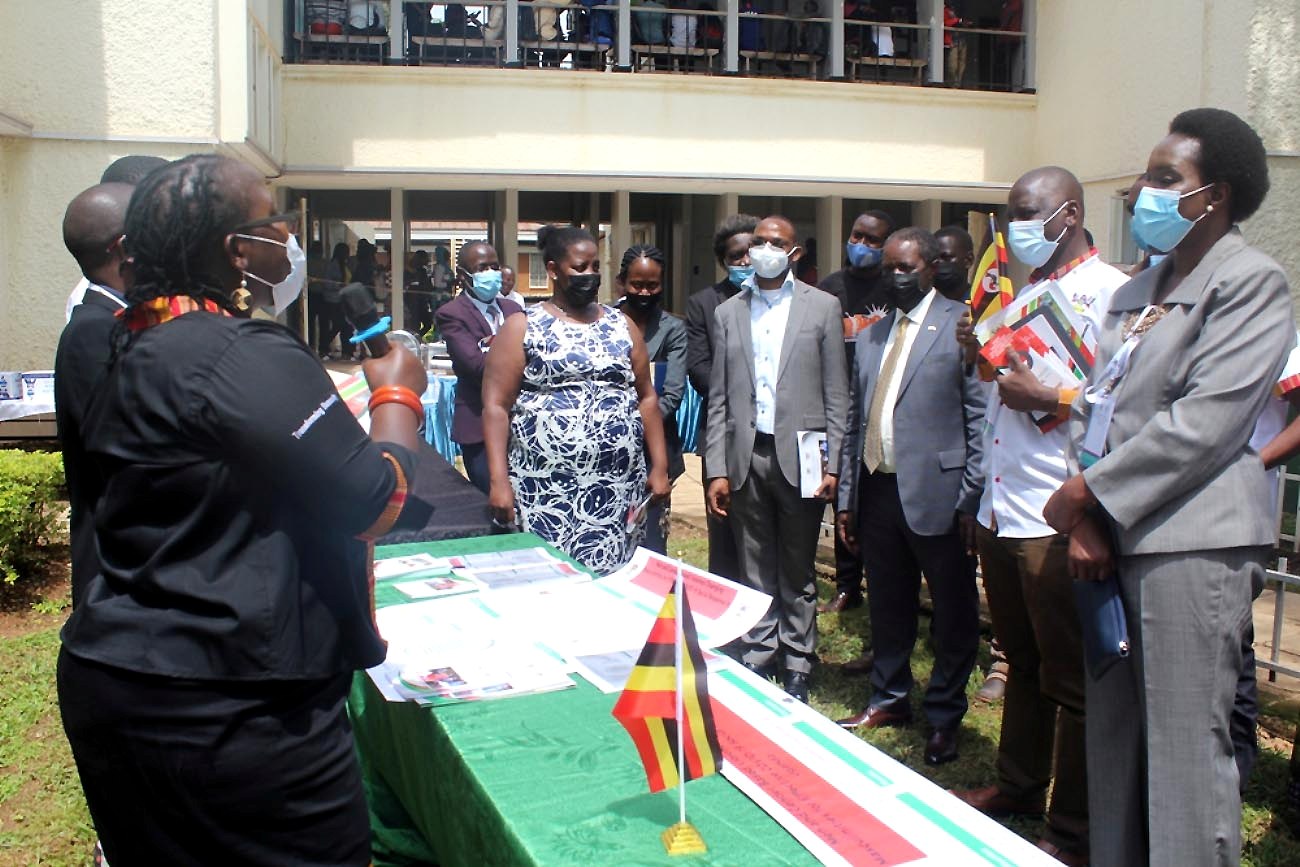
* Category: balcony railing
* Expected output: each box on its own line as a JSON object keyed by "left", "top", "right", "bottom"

{"left": 290, "top": 1, "right": 1032, "bottom": 91}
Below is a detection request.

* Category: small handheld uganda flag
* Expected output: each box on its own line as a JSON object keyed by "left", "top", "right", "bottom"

{"left": 611, "top": 588, "right": 723, "bottom": 793}
{"left": 969, "top": 212, "right": 1016, "bottom": 327}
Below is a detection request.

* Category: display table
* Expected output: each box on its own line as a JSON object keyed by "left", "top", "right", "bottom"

{"left": 353, "top": 534, "right": 1055, "bottom": 867}
{"left": 352, "top": 533, "right": 817, "bottom": 867}
{"left": 0, "top": 371, "right": 55, "bottom": 421}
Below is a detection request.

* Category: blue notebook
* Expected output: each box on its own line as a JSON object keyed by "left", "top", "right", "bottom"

{"left": 1073, "top": 576, "right": 1131, "bottom": 680}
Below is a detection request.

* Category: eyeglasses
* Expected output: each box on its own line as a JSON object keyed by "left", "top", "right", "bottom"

{"left": 234, "top": 212, "right": 300, "bottom": 232}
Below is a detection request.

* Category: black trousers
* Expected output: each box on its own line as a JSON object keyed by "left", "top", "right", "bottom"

{"left": 58, "top": 650, "right": 370, "bottom": 867}
{"left": 460, "top": 440, "right": 491, "bottom": 495}
{"left": 857, "top": 468, "right": 979, "bottom": 730}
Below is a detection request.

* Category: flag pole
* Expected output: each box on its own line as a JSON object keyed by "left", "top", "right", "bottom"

{"left": 675, "top": 556, "right": 686, "bottom": 827}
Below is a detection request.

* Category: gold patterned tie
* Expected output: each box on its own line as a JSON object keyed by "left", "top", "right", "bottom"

{"left": 863, "top": 316, "right": 910, "bottom": 473}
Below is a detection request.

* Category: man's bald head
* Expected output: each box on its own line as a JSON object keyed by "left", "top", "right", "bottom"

{"left": 1009, "top": 166, "right": 1085, "bottom": 220}
{"left": 63, "top": 182, "right": 134, "bottom": 282}
{"left": 100, "top": 155, "right": 168, "bottom": 185}
{"left": 1007, "top": 165, "right": 1091, "bottom": 269}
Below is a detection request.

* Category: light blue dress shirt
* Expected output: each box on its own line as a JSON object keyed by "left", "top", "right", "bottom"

{"left": 744, "top": 271, "right": 795, "bottom": 435}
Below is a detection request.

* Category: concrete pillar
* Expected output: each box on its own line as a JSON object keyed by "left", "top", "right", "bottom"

{"left": 1022, "top": 0, "right": 1036, "bottom": 91}
{"left": 912, "top": 199, "right": 943, "bottom": 231}
{"left": 829, "top": 0, "right": 845, "bottom": 80}
{"left": 714, "top": 193, "right": 740, "bottom": 280}
{"left": 496, "top": 189, "right": 517, "bottom": 278}
{"left": 496, "top": 188, "right": 519, "bottom": 281}
{"left": 670, "top": 196, "right": 690, "bottom": 314}
{"left": 616, "top": 0, "right": 632, "bottom": 71}
{"left": 724, "top": 0, "right": 739, "bottom": 74}
{"left": 388, "top": 0, "right": 405, "bottom": 63}
{"left": 815, "top": 195, "right": 842, "bottom": 285}
{"left": 919, "top": 0, "right": 943, "bottom": 84}
{"left": 390, "top": 188, "right": 406, "bottom": 331}
{"left": 610, "top": 190, "right": 631, "bottom": 303}
{"left": 504, "top": 0, "right": 520, "bottom": 66}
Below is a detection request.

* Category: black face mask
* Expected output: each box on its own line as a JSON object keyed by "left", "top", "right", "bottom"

{"left": 887, "top": 271, "right": 927, "bottom": 312}
{"left": 561, "top": 273, "right": 601, "bottom": 306}
{"left": 933, "top": 261, "right": 967, "bottom": 297}
{"left": 622, "top": 292, "right": 662, "bottom": 314}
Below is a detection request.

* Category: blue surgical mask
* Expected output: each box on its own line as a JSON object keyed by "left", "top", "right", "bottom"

{"left": 468, "top": 269, "right": 502, "bottom": 302}
{"left": 845, "top": 241, "right": 882, "bottom": 269}
{"left": 1131, "top": 184, "right": 1213, "bottom": 254}
{"left": 1147, "top": 253, "right": 1169, "bottom": 269}
{"left": 727, "top": 264, "right": 755, "bottom": 288}
{"left": 1007, "top": 200, "right": 1069, "bottom": 268}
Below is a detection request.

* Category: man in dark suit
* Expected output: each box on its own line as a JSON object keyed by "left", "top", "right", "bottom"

{"left": 55, "top": 182, "right": 134, "bottom": 608}
{"left": 817, "top": 209, "right": 894, "bottom": 615}
{"left": 434, "top": 241, "right": 523, "bottom": 494}
{"left": 685, "top": 213, "right": 758, "bottom": 580}
{"left": 705, "top": 215, "right": 848, "bottom": 702}
{"left": 834, "top": 227, "right": 986, "bottom": 766}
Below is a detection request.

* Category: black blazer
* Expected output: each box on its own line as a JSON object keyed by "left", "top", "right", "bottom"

{"left": 55, "top": 288, "right": 124, "bottom": 608}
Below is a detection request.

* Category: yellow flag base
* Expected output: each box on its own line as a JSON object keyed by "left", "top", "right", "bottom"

{"left": 662, "top": 821, "right": 707, "bottom": 856}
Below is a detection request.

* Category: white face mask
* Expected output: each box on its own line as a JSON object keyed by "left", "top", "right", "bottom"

{"left": 237, "top": 233, "right": 308, "bottom": 315}
{"left": 749, "top": 242, "right": 792, "bottom": 280}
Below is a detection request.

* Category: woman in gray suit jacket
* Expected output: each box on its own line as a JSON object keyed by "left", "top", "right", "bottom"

{"left": 1044, "top": 109, "right": 1293, "bottom": 867}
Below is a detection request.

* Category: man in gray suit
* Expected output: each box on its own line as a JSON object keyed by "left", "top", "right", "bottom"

{"left": 835, "top": 227, "right": 986, "bottom": 766}
{"left": 705, "top": 215, "right": 848, "bottom": 702}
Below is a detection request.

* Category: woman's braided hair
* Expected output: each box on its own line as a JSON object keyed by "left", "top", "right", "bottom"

{"left": 120, "top": 154, "right": 250, "bottom": 317}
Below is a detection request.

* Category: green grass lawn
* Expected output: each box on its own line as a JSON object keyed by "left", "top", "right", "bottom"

{"left": 3, "top": 522, "right": 1300, "bottom": 865}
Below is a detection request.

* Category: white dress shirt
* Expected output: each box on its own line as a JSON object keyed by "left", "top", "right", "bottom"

{"left": 467, "top": 294, "right": 505, "bottom": 334}
{"left": 65, "top": 276, "right": 91, "bottom": 322}
{"left": 1248, "top": 330, "right": 1300, "bottom": 514}
{"left": 977, "top": 255, "right": 1128, "bottom": 537}
{"left": 744, "top": 272, "right": 795, "bottom": 435}
{"left": 875, "top": 288, "right": 935, "bottom": 473}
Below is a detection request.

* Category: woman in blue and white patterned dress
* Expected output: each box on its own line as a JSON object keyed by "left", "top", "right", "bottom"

{"left": 482, "top": 225, "right": 671, "bottom": 574}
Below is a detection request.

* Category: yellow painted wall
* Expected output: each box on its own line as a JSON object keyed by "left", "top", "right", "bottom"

{"left": 0, "top": 0, "right": 218, "bottom": 141}
{"left": 1034, "top": 0, "right": 1300, "bottom": 293}
{"left": 280, "top": 66, "right": 1036, "bottom": 192}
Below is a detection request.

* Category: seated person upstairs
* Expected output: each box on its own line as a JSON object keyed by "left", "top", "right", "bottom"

{"left": 633, "top": 0, "right": 669, "bottom": 45}
{"left": 738, "top": 0, "right": 762, "bottom": 50}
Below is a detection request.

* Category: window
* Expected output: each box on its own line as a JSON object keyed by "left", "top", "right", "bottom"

{"left": 528, "top": 253, "right": 550, "bottom": 290}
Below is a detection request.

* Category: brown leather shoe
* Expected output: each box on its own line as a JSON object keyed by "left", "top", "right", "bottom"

{"left": 841, "top": 651, "right": 874, "bottom": 675}
{"left": 836, "top": 704, "right": 912, "bottom": 730}
{"left": 924, "top": 726, "right": 959, "bottom": 765}
{"left": 948, "top": 784, "right": 1045, "bottom": 817}
{"left": 818, "top": 591, "right": 863, "bottom": 614}
{"left": 1036, "top": 838, "right": 1089, "bottom": 866}
{"left": 973, "top": 672, "right": 1007, "bottom": 704}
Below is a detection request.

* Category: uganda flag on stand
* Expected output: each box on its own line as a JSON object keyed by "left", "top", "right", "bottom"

{"left": 969, "top": 212, "right": 1016, "bottom": 327}
{"left": 611, "top": 588, "right": 723, "bottom": 793}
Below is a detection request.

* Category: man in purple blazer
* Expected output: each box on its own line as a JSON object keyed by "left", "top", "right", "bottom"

{"left": 434, "top": 242, "right": 523, "bottom": 493}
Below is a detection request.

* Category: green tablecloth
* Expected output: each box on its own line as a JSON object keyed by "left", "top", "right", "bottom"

{"left": 351, "top": 533, "right": 818, "bottom": 867}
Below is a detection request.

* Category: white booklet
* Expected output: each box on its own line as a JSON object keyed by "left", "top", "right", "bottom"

{"left": 796, "top": 430, "right": 828, "bottom": 498}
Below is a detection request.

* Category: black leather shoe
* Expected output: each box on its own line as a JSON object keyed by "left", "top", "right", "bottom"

{"left": 743, "top": 661, "right": 777, "bottom": 681}
{"left": 783, "top": 671, "right": 810, "bottom": 703}
{"left": 818, "top": 591, "right": 863, "bottom": 614}
{"left": 836, "top": 705, "right": 912, "bottom": 730}
{"left": 924, "top": 726, "right": 959, "bottom": 766}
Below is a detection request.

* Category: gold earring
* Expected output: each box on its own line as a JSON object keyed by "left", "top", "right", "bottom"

{"left": 232, "top": 275, "right": 251, "bottom": 311}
